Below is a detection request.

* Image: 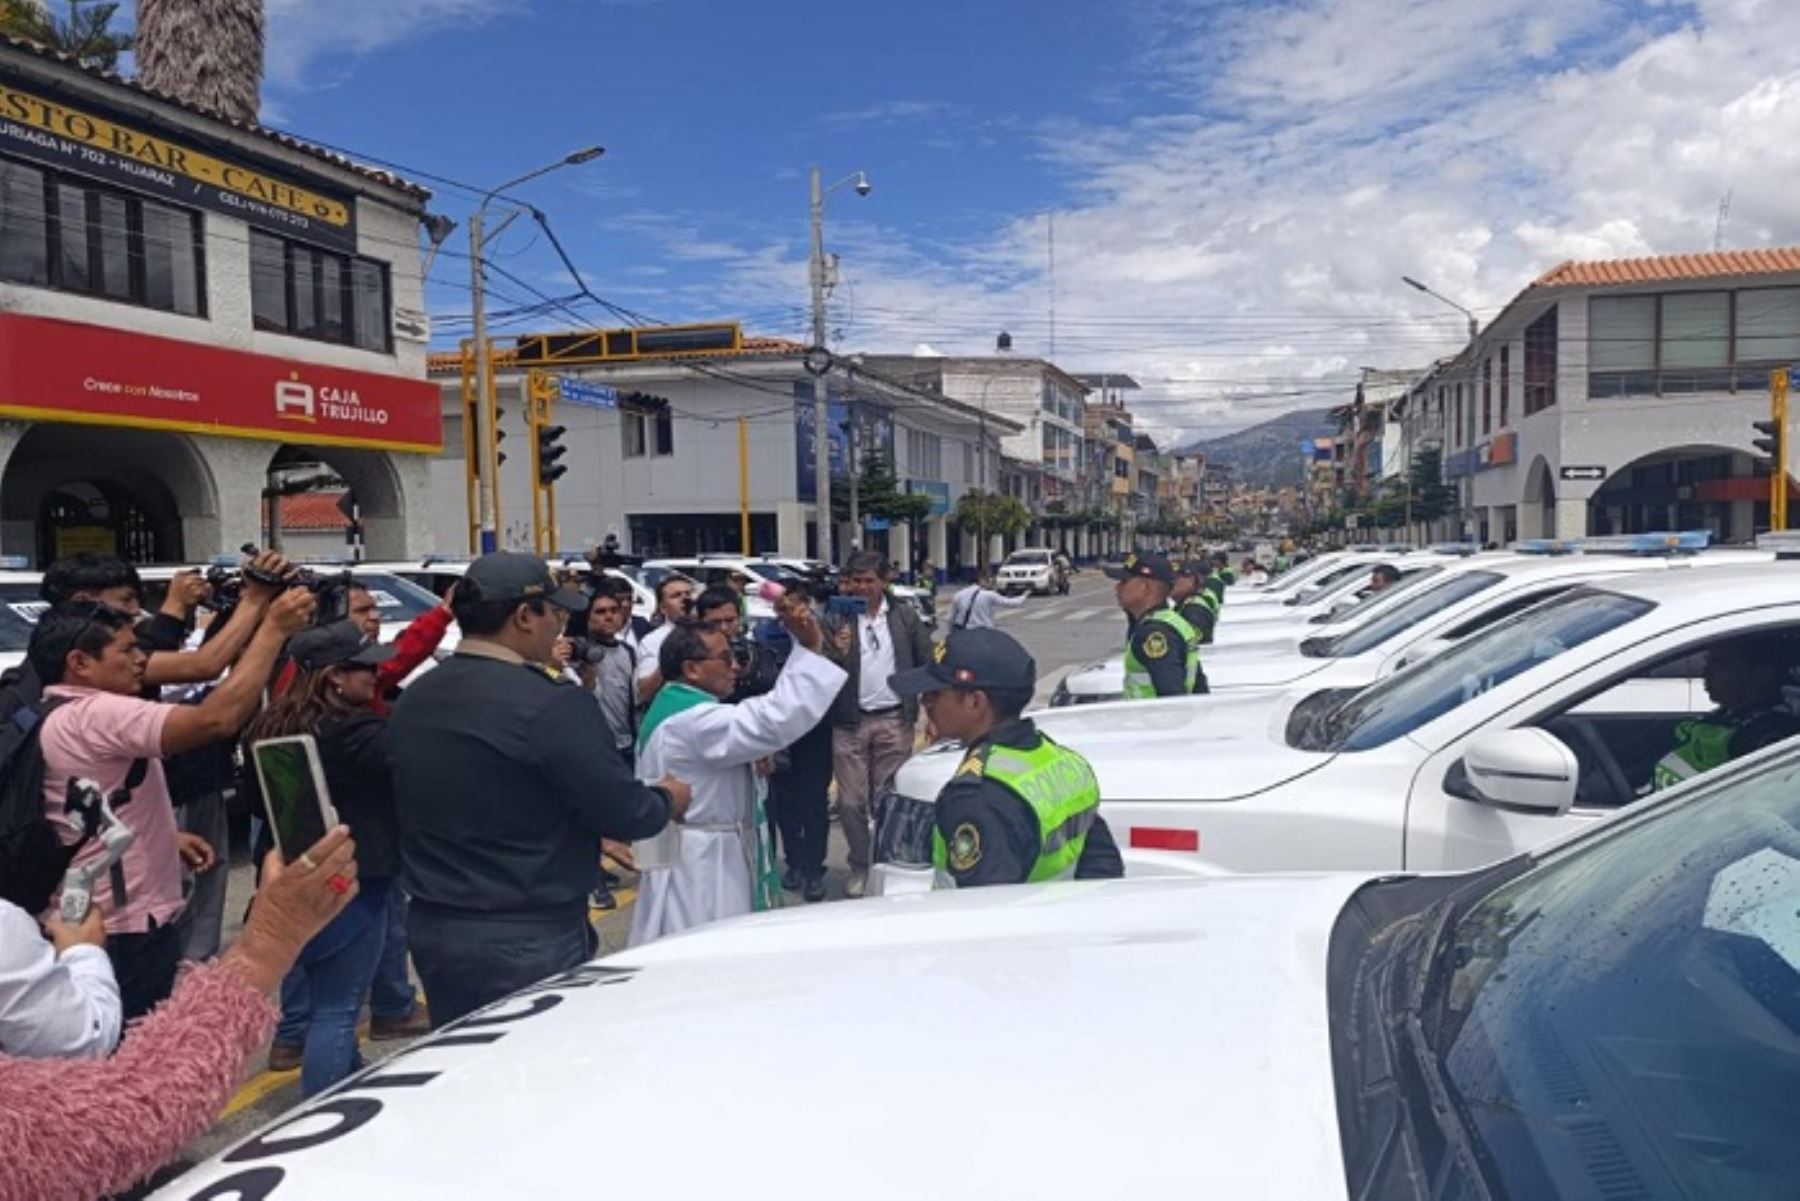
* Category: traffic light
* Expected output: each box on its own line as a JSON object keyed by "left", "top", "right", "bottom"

{"left": 537, "top": 424, "right": 569, "bottom": 487}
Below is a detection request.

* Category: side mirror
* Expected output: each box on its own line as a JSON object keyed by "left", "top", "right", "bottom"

{"left": 1392, "top": 637, "right": 1456, "bottom": 674}
{"left": 1459, "top": 729, "right": 1580, "bottom": 816}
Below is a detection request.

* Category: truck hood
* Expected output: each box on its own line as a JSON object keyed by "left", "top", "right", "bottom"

{"left": 899, "top": 688, "right": 1332, "bottom": 804}
{"left": 1060, "top": 641, "right": 1328, "bottom": 698}
{"left": 158, "top": 874, "right": 1368, "bottom": 1201}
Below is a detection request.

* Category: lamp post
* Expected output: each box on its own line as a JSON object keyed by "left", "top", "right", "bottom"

{"left": 469, "top": 146, "right": 603, "bottom": 553}
{"left": 808, "top": 166, "right": 872, "bottom": 565}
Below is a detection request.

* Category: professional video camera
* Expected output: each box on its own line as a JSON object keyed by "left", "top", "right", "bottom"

{"left": 205, "top": 544, "right": 353, "bottom": 629}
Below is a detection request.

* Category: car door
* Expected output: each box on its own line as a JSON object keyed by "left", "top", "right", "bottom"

{"left": 1404, "top": 610, "right": 1800, "bottom": 872}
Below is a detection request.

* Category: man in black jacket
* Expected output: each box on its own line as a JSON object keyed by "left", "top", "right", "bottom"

{"left": 390, "top": 553, "right": 693, "bottom": 1027}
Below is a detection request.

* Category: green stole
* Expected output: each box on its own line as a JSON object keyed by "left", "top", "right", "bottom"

{"left": 637, "top": 682, "right": 783, "bottom": 912}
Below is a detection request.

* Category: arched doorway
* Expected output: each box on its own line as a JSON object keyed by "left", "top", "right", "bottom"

{"left": 263, "top": 443, "right": 407, "bottom": 561}
{"left": 1522, "top": 456, "right": 1556, "bottom": 539}
{"left": 1590, "top": 446, "right": 1758, "bottom": 541}
{"left": 1, "top": 424, "right": 218, "bottom": 565}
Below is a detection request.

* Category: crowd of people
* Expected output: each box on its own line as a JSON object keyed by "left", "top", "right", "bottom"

{"left": 0, "top": 541, "right": 1134, "bottom": 1200}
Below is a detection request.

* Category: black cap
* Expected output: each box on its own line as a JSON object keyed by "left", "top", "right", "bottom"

{"left": 460, "top": 551, "right": 588, "bottom": 611}
{"left": 288, "top": 620, "right": 396, "bottom": 672}
{"left": 889, "top": 628, "right": 1036, "bottom": 697}
{"left": 1105, "top": 548, "right": 1176, "bottom": 586}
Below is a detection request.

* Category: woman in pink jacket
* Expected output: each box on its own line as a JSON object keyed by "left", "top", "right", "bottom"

{"left": 0, "top": 826, "right": 361, "bottom": 1201}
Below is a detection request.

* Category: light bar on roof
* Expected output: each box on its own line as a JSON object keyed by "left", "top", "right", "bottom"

{"left": 1579, "top": 531, "right": 1711, "bottom": 554}
{"left": 1754, "top": 531, "right": 1800, "bottom": 557}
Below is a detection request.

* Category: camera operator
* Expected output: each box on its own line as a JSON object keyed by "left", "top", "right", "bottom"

{"left": 28, "top": 589, "right": 316, "bottom": 1020}
{"left": 634, "top": 574, "right": 700, "bottom": 705}
{"left": 388, "top": 553, "right": 692, "bottom": 1028}
{"left": 40, "top": 550, "right": 299, "bottom": 690}
{"left": 574, "top": 578, "right": 642, "bottom": 764}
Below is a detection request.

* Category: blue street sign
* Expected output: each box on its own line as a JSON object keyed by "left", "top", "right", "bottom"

{"left": 557, "top": 377, "right": 618, "bottom": 410}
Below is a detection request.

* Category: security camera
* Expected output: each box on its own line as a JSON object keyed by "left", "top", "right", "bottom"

{"left": 853, "top": 172, "right": 873, "bottom": 197}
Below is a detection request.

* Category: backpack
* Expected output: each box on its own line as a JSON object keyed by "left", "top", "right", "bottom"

{"left": 0, "top": 662, "right": 143, "bottom": 915}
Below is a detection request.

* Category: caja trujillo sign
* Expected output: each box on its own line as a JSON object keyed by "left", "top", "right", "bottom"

{"left": 0, "top": 70, "right": 358, "bottom": 253}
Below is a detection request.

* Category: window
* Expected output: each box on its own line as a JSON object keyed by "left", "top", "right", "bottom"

{"left": 0, "top": 159, "right": 204, "bottom": 315}
{"left": 1482, "top": 357, "right": 1493, "bottom": 434}
{"left": 249, "top": 229, "right": 389, "bottom": 352}
{"left": 1523, "top": 306, "right": 1558, "bottom": 414}
{"left": 0, "top": 159, "right": 47, "bottom": 285}
{"left": 623, "top": 409, "right": 674, "bottom": 459}
{"left": 1498, "top": 345, "right": 1510, "bottom": 427}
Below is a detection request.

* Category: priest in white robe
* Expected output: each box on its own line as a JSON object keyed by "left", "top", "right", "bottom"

{"left": 628, "top": 594, "right": 845, "bottom": 945}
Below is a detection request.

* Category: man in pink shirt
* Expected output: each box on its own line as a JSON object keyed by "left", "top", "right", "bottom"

{"left": 29, "top": 589, "right": 315, "bottom": 1019}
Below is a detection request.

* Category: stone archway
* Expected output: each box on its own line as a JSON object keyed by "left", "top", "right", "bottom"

{"left": 0, "top": 423, "right": 219, "bottom": 565}
{"left": 264, "top": 443, "right": 408, "bottom": 560}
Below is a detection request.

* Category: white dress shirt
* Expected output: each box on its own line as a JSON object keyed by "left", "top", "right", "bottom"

{"left": 0, "top": 900, "right": 121, "bottom": 1059}
{"left": 857, "top": 605, "right": 900, "bottom": 711}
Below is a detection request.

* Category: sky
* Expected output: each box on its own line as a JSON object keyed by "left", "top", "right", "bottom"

{"left": 241, "top": 0, "right": 1800, "bottom": 444}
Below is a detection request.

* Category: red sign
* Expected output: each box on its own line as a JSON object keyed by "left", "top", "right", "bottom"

{"left": 0, "top": 312, "right": 441, "bottom": 453}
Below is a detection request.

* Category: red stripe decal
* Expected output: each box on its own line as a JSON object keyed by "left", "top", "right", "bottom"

{"left": 1129, "top": 827, "right": 1199, "bottom": 852}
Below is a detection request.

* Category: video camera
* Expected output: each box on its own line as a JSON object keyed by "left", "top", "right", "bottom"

{"left": 206, "top": 544, "right": 353, "bottom": 629}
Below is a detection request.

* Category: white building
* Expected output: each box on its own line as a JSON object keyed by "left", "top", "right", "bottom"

{"left": 1409, "top": 248, "right": 1800, "bottom": 543}
{"left": 428, "top": 332, "right": 1019, "bottom": 573}
{"left": 0, "top": 37, "right": 439, "bottom": 565}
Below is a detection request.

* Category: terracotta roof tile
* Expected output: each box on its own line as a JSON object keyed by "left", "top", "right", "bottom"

{"left": 1533, "top": 247, "right": 1800, "bottom": 288}
{"left": 1, "top": 36, "right": 430, "bottom": 199}
{"left": 266, "top": 492, "right": 351, "bottom": 531}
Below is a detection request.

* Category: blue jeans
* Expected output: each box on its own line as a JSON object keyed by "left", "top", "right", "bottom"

{"left": 281, "top": 879, "right": 388, "bottom": 1097}
{"left": 370, "top": 883, "right": 418, "bottom": 1022}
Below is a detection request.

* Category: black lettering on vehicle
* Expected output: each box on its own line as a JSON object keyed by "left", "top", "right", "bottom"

{"left": 184, "top": 1166, "right": 284, "bottom": 1199}
{"left": 220, "top": 1098, "right": 383, "bottom": 1163}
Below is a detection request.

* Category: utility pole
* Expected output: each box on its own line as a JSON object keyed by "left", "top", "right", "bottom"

{"left": 806, "top": 165, "right": 871, "bottom": 566}
{"left": 469, "top": 148, "right": 603, "bottom": 555}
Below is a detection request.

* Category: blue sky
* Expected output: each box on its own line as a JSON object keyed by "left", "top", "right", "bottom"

{"left": 252, "top": 0, "right": 1800, "bottom": 440}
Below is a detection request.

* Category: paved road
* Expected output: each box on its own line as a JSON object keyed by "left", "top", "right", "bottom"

{"left": 153, "top": 570, "right": 1129, "bottom": 1184}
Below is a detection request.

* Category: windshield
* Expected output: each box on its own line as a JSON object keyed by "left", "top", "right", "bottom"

{"left": 1310, "top": 571, "right": 1502, "bottom": 659}
{"left": 1422, "top": 749, "right": 1800, "bottom": 1198}
{"left": 0, "top": 583, "right": 44, "bottom": 652}
{"left": 1305, "top": 588, "right": 1653, "bottom": 752}
{"left": 350, "top": 572, "right": 441, "bottom": 621}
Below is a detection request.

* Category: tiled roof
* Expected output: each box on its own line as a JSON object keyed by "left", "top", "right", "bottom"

{"left": 267, "top": 492, "right": 351, "bottom": 531}
{"left": 1, "top": 36, "right": 430, "bottom": 199}
{"left": 1533, "top": 247, "right": 1800, "bottom": 288}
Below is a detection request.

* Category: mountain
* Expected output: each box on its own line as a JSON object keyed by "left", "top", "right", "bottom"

{"left": 1171, "top": 408, "right": 1335, "bottom": 488}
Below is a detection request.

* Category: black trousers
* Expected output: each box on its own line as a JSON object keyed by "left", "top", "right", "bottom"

{"left": 108, "top": 918, "right": 183, "bottom": 1022}
{"left": 407, "top": 905, "right": 597, "bottom": 1029}
{"left": 770, "top": 720, "right": 833, "bottom": 877}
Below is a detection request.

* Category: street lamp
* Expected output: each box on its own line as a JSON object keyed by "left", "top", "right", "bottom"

{"left": 808, "top": 166, "right": 872, "bottom": 566}
{"left": 469, "top": 146, "right": 604, "bottom": 553}
{"left": 1401, "top": 275, "right": 1479, "bottom": 342}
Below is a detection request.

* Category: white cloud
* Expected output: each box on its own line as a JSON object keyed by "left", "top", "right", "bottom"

{"left": 264, "top": 0, "right": 521, "bottom": 89}
{"left": 669, "top": 0, "right": 1800, "bottom": 443}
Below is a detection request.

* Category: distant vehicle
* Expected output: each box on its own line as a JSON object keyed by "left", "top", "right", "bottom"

{"left": 996, "top": 548, "right": 1067, "bottom": 596}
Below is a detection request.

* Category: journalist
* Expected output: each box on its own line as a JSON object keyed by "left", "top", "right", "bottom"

{"left": 389, "top": 552, "right": 692, "bottom": 1028}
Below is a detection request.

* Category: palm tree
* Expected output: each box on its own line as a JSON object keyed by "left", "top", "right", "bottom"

{"left": 135, "top": 0, "right": 262, "bottom": 124}
{"left": 1, "top": 0, "right": 134, "bottom": 72}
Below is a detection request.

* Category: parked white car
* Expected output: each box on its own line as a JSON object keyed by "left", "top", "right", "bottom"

{"left": 995, "top": 547, "right": 1066, "bottom": 596}
{"left": 896, "top": 562, "right": 1800, "bottom": 878}
{"left": 1052, "top": 548, "right": 1768, "bottom": 705}
{"left": 155, "top": 734, "right": 1800, "bottom": 1200}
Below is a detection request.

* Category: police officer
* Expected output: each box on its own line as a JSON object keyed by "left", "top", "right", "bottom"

{"left": 1171, "top": 558, "right": 1222, "bottom": 647}
{"left": 888, "top": 629, "right": 1121, "bottom": 886}
{"left": 1108, "top": 549, "right": 1204, "bottom": 698}
{"left": 1651, "top": 635, "right": 1800, "bottom": 791}
{"left": 389, "top": 552, "right": 693, "bottom": 1027}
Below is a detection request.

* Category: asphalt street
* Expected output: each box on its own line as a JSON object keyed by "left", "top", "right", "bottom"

{"left": 150, "top": 569, "right": 1127, "bottom": 1185}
